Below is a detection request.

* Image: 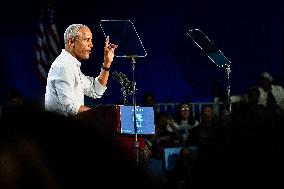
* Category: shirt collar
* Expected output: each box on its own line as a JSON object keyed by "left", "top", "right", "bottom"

{"left": 62, "top": 49, "right": 81, "bottom": 67}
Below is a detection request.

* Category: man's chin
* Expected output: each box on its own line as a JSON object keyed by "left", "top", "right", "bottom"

{"left": 82, "top": 54, "right": 90, "bottom": 60}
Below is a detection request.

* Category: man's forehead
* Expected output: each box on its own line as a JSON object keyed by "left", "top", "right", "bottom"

{"left": 78, "top": 28, "right": 92, "bottom": 38}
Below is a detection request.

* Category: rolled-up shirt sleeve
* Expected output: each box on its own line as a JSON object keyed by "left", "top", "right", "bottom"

{"left": 81, "top": 73, "right": 107, "bottom": 99}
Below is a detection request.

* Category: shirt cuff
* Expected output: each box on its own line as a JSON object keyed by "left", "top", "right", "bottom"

{"left": 72, "top": 103, "right": 81, "bottom": 115}
{"left": 94, "top": 76, "right": 107, "bottom": 96}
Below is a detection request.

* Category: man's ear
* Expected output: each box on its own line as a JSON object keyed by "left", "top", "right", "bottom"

{"left": 67, "top": 38, "right": 75, "bottom": 46}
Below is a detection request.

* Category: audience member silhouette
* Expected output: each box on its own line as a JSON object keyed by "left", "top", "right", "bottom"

{"left": 258, "top": 72, "right": 284, "bottom": 116}
{"left": 170, "top": 103, "right": 199, "bottom": 145}
{"left": 141, "top": 92, "right": 155, "bottom": 107}
{"left": 172, "top": 146, "right": 198, "bottom": 189}
{"left": 231, "top": 84, "right": 282, "bottom": 189}
{"left": 185, "top": 105, "right": 224, "bottom": 189}
{"left": 147, "top": 112, "right": 182, "bottom": 160}
{"left": 235, "top": 86, "right": 268, "bottom": 130}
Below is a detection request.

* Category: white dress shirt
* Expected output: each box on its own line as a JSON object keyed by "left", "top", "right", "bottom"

{"left": 45, "top": 49, "right": 107, "bottom": 116}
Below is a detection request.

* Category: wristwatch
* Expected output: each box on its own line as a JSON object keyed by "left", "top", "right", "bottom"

{"left": 101, "top": 65, "right": 110, "bottom": 71}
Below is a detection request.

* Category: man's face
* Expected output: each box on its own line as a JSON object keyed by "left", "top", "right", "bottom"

{"left": 202, "top": 106, "right": 214, "bottom": 121}
{"left": 180, "top": 104, "right": 190, "bottom": 118}
{"left": 145, "top": 96, "right": 154, "bottom": 106}
{"left": 73, "top": 27, "right": 93, "bottom": 60}
{"left": 260, "top": 78, "right": 271, "bottom": 90}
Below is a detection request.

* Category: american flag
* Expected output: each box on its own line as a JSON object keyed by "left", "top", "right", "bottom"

{"left": 35, "top": 2, "right": 61, "bottom": 81}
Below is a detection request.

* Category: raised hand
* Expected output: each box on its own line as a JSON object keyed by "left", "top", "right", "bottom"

{"left": 103, "top": 36, "right": 118, "bottom": 67}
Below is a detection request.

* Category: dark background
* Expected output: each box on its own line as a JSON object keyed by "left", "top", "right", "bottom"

{"left": 1, "top": 0, "right": 284, "bottom": 106}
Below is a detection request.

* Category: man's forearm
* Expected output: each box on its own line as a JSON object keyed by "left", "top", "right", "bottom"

{"left": 98, "top": 63, "right": 111, "bottom": 86}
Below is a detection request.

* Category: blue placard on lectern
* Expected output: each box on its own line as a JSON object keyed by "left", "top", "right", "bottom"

{"left": 119, "top": 105, "right": 155, "bottom": 134}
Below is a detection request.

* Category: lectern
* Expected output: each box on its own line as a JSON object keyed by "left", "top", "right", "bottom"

{"left": 74, "top": 105, "right": 155, "bottom": 161}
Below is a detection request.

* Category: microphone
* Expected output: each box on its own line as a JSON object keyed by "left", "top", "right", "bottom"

{"left": 112, "top": 71, "right": 133, "bottom": 95}
{"left": 112, "top": 71, "right": 122, "bottom": 83}
{"left": 112, "top": 71, "right": 131, "bottom": 85}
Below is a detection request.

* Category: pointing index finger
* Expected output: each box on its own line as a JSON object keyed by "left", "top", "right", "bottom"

{"left": 105, "top": 36, "right": 110, "bottom": 47}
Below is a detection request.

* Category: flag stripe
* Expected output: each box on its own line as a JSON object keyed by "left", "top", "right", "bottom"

{"left": 35, "top": 3, "right": 60, "bottom": 81}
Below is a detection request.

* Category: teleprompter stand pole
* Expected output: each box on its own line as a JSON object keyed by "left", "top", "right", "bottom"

{"left": 129, "top": 55, "right": 139, "bottom": 164}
